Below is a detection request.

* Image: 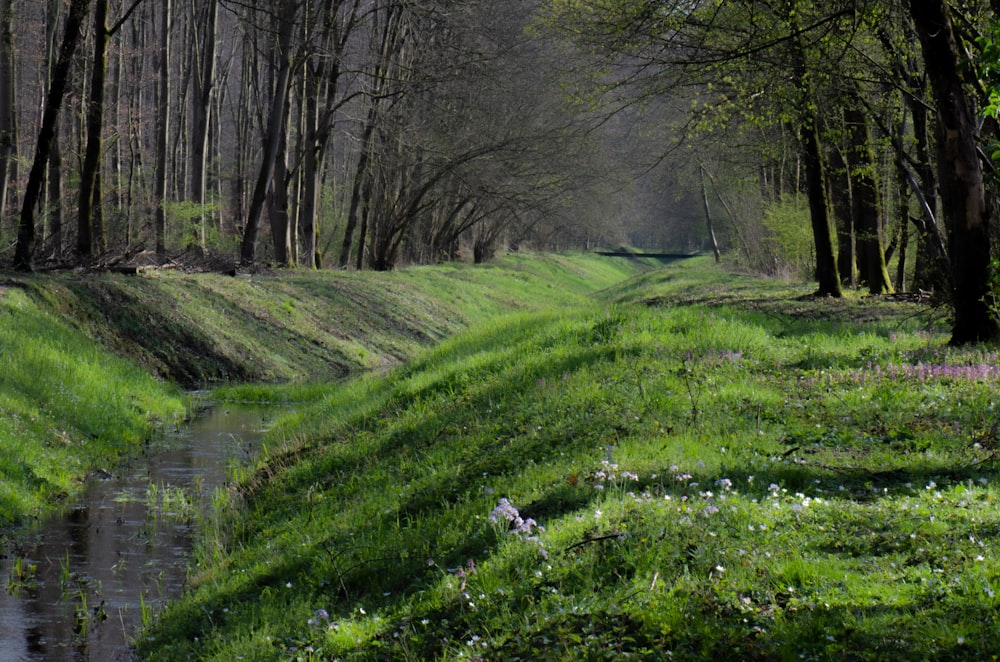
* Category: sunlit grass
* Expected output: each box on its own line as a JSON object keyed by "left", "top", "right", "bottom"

{"left": 133, "top": 259, "right": 1000, "bottom": 660}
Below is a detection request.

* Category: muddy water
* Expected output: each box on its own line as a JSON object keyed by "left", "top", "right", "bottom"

{"left": 0, "top": 403, "right": 273, "bottom": 661}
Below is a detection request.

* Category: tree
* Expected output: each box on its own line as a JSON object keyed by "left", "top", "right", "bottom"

{"left": 873, "top": 13, "right": 949, "bottom": 293}
{"left": 785, "top": 8, "right": 841, "bottom": 297}
{"left": 337, "top": 0, "right": 403, "bottom": 269}
{"left": 154, "top": 0, "right": 172, "bottom": 255}
{"left": 239, "top": 0, "right": 301, "bottom": 267}
{"left": 539, "top": 0, "right": 853, "bottom": 295}
{"left": 0, "top": 0, "right": 16, "bottom": 227}
{"left": 910, "top": 0, "right": 997, "bottom": 343}
{"left": 189, "top": 0, "right": 219, "bottom": 250}
{"left": 843, "top": 103, "right": 893, "bottom": 295}
{"left": 78, "top": 0, "right": 147, "bottom": 259}
{"left": 13, "top": 0, "right": 92, "bottom": 271}
{"left": 296, "top": 0, "right": 360, "bottom": 268}
{"left": 4, "top": 0, "right": 732, "bottom": 270}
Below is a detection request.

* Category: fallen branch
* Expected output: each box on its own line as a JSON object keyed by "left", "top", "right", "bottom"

{"left": 564, "top": 532, "right": 624, "bottom": 552}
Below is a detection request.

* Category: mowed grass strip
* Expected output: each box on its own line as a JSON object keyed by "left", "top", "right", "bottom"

{"left": 138, "top": 259, "right": 1000, "bottom": 661}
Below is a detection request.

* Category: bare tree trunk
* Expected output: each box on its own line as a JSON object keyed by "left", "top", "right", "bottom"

{"left": 13, "top": 0, "right": 92, "bottom": 271}
{"left": 789, "top": 38, "right": 840, "bottom": 297}
{"left": 299, "top": 62, "right": 321, "bottom": 268}
{"left": 43, "top": 0, "right": 63, "bottom": 252}
{"left": 267, "top": 108, "right": 292, "bottom": 266}
{"left": 109, "top": 22, "right": 124, "bottom": 246}
{"left": 296, "top": 0, "right": 358, "bottom": 269}
{"left": 154, "top": 0, "right": 171, "bottom": 255}
{"left": 844, "top": 105, "right": 892, "bottom": 294}
{"left": 240, "top": 0, "right": 299, "bottom": 268}
{"left": 78, "top": 0, "right": 109, "bottom": 260}
{"left": 78, "top": 0, "right": 144, "bottom": 258}
{"left": 47, "top": 124, "right": 63, "bottom": 252}
{"left": 909, "top": 82, "right": 947, "bottom": 293}
{"left": 232, "top": 32, "right": 254, "bottom": 236}
{"left": 339, "top": 114, "right": 375, "bottom": 268}
{"left": 698, "top": 165, "right": 720, "bottom": 262}
{"left": 0, "top": 0, "right": 16, "bottom": 227}
{"left": 123, "top": 3, "right": 147, "bottom": 247}
{"left": 355, "top": 183, "right": 371, "bottom": 270}
{"left": 829, "top": 148, "right": 855, "bottom": 287}
{"left": 893, "top": 168, "right": 910, "bottom": 292}
{"left": 190, "top": 0, "right": 218, "bottom": 250}
{"left": 910, "top": 0, "right": 997, "bottom": 343}
{"left": 339, "top": 1, "right": 400, "bottom": 269}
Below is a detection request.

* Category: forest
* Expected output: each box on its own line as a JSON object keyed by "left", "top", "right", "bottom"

{"left": 8, "top": 2, "right": 1000, "bottom": 658}
{"left": 2, "top": 1, "right": 1000, "bottom": 342}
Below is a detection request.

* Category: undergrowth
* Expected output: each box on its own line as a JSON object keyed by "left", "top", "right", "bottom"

{"left": 136, "top": 259, "right": 1000, "bottom": 660}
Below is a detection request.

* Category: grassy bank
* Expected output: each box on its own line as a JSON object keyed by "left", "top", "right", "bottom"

{"left": 27, "top": 253, "right": 642, "bottom": 386}
{"left": 0, "top": 285, "right": 187, "bottom": 524}
{"left": 135, "top": 258, "right": 1000, "bottom": 660}
{"left": 0, "top": 253, "right": 646, "bottom": 526}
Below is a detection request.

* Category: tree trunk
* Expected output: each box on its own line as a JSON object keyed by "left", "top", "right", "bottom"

{"left": 78, "top": 0, "right": 109, "bottom": 260}
{"left": 124, "top": 3, "right": 147, "bottom": 247}
{"left": 231, "top": 32, "right": 253, "bottom": 236}
{"left": 908, "top": 84, "right": 948, "bottom": 293}
{"left": 267, "top": 110, "right": 292, "bottom": 266}
{"left": 190, "top": 0, "right": 217, "bottom": 250}
{"left": 43, "top": 0, "right": 63, "bottom": 252}
{"left": 354, "top": 173, "right": 373, "bottom": 270}
{"left": 910, "top": 0, "right": 997, "bottom": 343}
{"left": 298, "top": 0, "right": 357, "bottom": 268}
{"left": 108, "top": 17, "right": 128, "bottom": 247}
{"left": 299, "top": 62, "right": 321, "bottom": 268}
{"left": 13, "top": 0, "right": 92, "bottom": 271}
{"left": 154, "top": 0, "right": 171, "bottom": 255}
{"left": 786, "top": 17, "right": 840, "bottom": 297}
{"left": 844, "top": 105, "right": 892, "bottom": 294}
{"left": 829, "top": 148, "right": 855, "bottom": 287}
{"left": 339, "top": 115, "right": 375, "bottom": 268}
{"left": 240, "top": 0, "right": 299, "bottom": 268}
{"left": 801, "top": 120, "right": 841, "bottom": 297}
{"left": 0, "top": 0, "right": 16, "bottom": 227}
{"left": 894, "top": 157, "right": 910, "bottom": 292}
{"left": 699, "top": 165, "right": 721, "bottom": 262}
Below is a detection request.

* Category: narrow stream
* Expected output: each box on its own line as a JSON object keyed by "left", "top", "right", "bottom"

{"left": 0, "top": 403, "right": 273, "bottom": 661}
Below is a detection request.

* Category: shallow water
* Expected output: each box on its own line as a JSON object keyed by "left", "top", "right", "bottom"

{"left": 0, "top": 404, "right": 272, "bottom": 661}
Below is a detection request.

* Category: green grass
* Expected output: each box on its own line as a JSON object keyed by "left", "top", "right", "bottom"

{"left": 25, "top": 252, "right": 644, "bottom": 387}
{"left": 0, "top": 253, "right": 642, "bottom": 527}
{"left": 0, "top": 285, "right": 186, "bottom": 523}
{"left": 133, "top": 257, "right": 1000, "bottom": 660}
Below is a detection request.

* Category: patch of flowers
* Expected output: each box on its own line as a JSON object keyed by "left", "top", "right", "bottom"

{"left": 591, "top": 460, "right": 640, "bottom": 491}
{"left": 489, "top": 498, "right": 547, "bottom": 559}
{"left": 307, "top": 608, "right": 332, "bottom": 628}
{"left": 848, "top": 361, "right": 1000, "bottom": 384}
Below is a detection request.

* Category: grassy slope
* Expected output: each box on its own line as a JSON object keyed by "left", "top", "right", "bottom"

{"left": 137, "top": 258, "right": 1000, "bottom": 660}
{"left": 0, "top": 285, "right": 187, "bottom": 524}
{"left": 26, "top": 253, "right": 638, "bottom": 386}
{"left": 0, "top": 254, "right": 644, "bottom": 526}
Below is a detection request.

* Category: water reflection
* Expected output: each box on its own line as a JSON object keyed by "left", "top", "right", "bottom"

{"left": 0, "top": 404, "right": 271, "bottom": 661}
